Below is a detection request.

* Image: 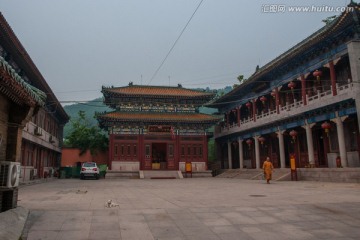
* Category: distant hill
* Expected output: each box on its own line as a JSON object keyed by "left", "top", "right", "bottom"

{"left": 63, "top": 86, "right": 232, "bottom": 139}
{"left": 63, "top": 98, "right": 111, "bottom": 138}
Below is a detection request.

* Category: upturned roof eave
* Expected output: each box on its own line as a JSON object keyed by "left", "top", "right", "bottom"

{"left": 0, "top": 13, "right": 69, "bottom": 121}
{"left": 0, "top": 56, "right": 46, "bottom": 106}
{"left": 209, "top": 5, "right": 359, "bottom": 107}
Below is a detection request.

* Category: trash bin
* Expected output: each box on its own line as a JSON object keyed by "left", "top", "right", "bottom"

{"left": 98, "top": 164, "right": 108, "bottom": 178}
{"left": 60, "top": 170, "right": 66, "bottom": 179}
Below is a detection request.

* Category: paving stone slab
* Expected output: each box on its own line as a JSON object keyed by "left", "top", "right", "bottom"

{"left": 14, "top": 178, "right": 360, "bottom": 240}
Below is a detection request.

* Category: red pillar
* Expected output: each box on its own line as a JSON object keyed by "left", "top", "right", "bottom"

{"left": 301, "top": 75, "right": 307, "bottom": 105}
{"left": 329, "top": 60, "right": 337, "bottom": 96}
{"left": 139, "top": 133, "right": 144, "bottom": 170}
{"left": 275, "top": 88, "right": 280, "bottom": 114}
{"left": 175, "top": 132, "right": 180, "bottom": 170}
{"left": 252, "top": 100, "right": 256, "bottom": 122}
{"left": 203, "top": 134, "right": 208, "bottom": 170}
{"left": 237, "top": 107, "right": 241, "bottom": 127}
{"left": 108, "top": 134, "right": 113, "bottom": 169}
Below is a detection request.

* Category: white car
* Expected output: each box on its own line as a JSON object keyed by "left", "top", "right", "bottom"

{"left": 80, "top": 162, "right": 100, "bottom": 180}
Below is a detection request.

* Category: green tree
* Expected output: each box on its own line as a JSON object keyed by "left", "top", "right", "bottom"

{"left": 64, "top": 111, "right": 108, "bottom": 155}
{"left": 237, "top": 75, "right": 247, "bottom": 85}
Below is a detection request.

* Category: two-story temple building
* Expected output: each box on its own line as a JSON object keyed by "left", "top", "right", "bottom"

{"left": 0, "top": 12, "right": 68, "bottom": 211}
{"left": 208, "top": 3, "right": 360, "bottom": 170}
{"left": 97, "top": 84, "right": 219, "bottom": 172}
{"left": 0, "top": 13, "right": 69, "bottom": 182}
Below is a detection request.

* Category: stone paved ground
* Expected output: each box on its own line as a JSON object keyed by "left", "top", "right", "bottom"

{"left": 19, "top": 178, "right": 360, "bottom": 240}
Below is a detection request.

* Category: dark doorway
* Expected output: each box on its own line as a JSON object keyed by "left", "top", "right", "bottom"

{"left": 315, "top": 129, "right": 327, "bottom": 166}
{"left": 232, "top": 143, "right": 239, "bottom": 169}
{"left": 284, "top": 135, "right": 291, "bottom": 168}
{"left": 152, "top": 143, "right": 167, "bottom": 170}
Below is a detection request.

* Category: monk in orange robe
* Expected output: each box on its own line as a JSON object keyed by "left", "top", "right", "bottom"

{"left": 262, "top": 157, "right": 274, "bottom": 184}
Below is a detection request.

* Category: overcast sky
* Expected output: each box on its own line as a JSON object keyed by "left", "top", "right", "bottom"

{"left": 0, "top": 0, "right": 353, "bottom": 103}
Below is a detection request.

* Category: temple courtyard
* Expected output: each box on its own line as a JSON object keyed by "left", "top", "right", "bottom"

{"left": 18, "top": 178, "right": 360, "bottom": 240}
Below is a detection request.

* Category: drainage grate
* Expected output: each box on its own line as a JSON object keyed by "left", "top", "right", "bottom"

{"left": 249, "top": 195, "right": 266, "bottom": 197}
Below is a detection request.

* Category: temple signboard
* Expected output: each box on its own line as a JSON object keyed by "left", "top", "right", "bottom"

{"left": 148, "top": 125, "right": 172, "bottom": 133}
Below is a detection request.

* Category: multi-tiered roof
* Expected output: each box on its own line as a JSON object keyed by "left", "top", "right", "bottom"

{"left": 97, "top": 84, "right": 219, "bottom": 130}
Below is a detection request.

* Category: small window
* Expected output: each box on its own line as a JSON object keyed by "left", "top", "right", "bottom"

{"left": 193, "top": 145, "right": 197, "bottom": 156}
{"left": 114, "top": 144, "right": 118, "bottom": 156}
{"left": 188, "top": 145, "right": 191, "bottom": 155}
{"left": 181, "top": 145, "right": 185, "bottom": 156}
{"left": 121, "top": 145, "right": 124, "bottom": 156}
{"left": 134, "top": 145, "right": 137, "bottom": 156}
{"left": 127, "top": 145, "right": 131, "bottom": 156}
{"left": 199, "top": 145, "right": 203, "bottom": 156}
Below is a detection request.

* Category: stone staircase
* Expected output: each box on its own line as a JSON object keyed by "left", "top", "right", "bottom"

{"left": 141, "top": 170, "right": 183, "bottom": 179}
{"left": 216, "top": 169, "right": 291, "bottom": 181}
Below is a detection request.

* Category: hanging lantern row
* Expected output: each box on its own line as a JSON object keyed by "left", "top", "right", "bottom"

{"left": 259, "top": 96, "right": 267, "bottom": 105}
{"left": 258, "top": 136, "right": 266, "bottom": 145}
{"left": 288, "top": 81, "right": 296, "bottom": 90}
{"left": 289, "top": 130, "right": 298, "bottom": 141}
{"left": 245, "top": 102, "right": 252, "bottom": 109}
{"left": 321, "top": 121, "right": 331, "bottom": 135}
{"left": 313, "top": 69, "right": 322, "bottom": 81}
{"left": 271, "top": 90, "right": 276, "bottom": 99}
{"left": 240, "top": 71, "right": 322, "bottom": 111}
{"left": 246, "top": 138, "right": 253, "bottom": 149}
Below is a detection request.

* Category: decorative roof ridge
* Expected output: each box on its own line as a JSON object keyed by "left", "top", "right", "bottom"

{"left": 0, "top": 56, "right": 46, "bottom": 106}
{"left": 211, "top": 4, "right": 359, "bottom": 105}
{"left": 102, "top": 84, "right": 214, "bottom": 94}
{"left": 0, "top": 12, "right": 68, "bottom": 120}
{"left": 250, "top": 10, "right": 346, "bottom": 81}
{"left": 250, "top": 3, "right": 360, "bottom": 80}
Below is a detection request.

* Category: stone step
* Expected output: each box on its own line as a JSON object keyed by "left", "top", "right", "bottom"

{"left": 216, "top": 169, "right": 291, "bottom": 181}
{"left": 106, "top": 171, "right": 139, "bottom": 179}
{"left": 142, "top": 171, "right": 183, "bottom": 179}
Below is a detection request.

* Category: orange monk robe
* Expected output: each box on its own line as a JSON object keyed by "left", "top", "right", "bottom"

{"left": 262, "top": 161, "right": 274, "bottom": 180}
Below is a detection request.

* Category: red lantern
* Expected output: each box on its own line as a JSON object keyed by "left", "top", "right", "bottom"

{"left": 313, "top": 70, "right": 322, "bottom": 81}
{"left": 289, "top": 130, "right": 298, "bottom": 141}
{"left": 260, "top": 96, "right": 267, "bottom": 105}
{"left": 258, "top": 136, "right": 266, "bottom": 145}
{"left": 245, "top": 102, "right": 252, "bottom": 109}
{"left": 246, "top": 139, "right": 253, "bottom": 149}
{"left": 288, "top": 81, "right": 296, "bottom": 90}
{"left": 321, "top": 121, "right": 331, "bottom": 135}
{"left": 271, "top": 91, "right": 276, "bottom": 99}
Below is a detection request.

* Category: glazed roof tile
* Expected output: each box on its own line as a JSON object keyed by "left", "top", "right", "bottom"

{"left": 0, "top": 13, "right": 68, "bottom": 121}
{"left": 0, "top": 56, "right": 46, "bottom": 106}
{"left": 102, "top": 85, "right": 215, "bottom": 98}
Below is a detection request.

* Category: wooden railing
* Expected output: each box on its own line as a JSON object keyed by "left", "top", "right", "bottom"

{"left": 218, "top": 81, "right": 353, "bottom": 135}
